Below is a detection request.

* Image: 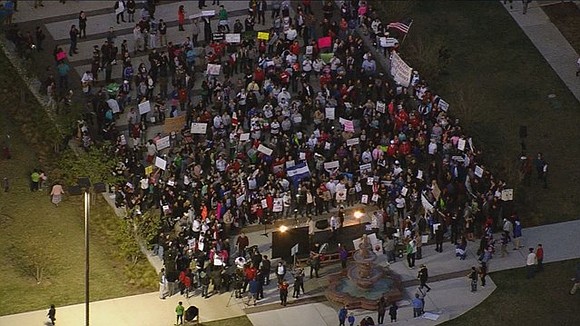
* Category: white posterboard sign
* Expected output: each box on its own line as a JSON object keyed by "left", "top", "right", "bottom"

{"left": 376, "top": 101, "right": 386, "bottom": 113}
{"left": 324, "top": 142, "right": 331, "bottom": 150}
{"left": 390, "top": 51, "right": 413, "bottom": 87}
{"left": 457, "top": 138, "right": 466, "bottom": 151}
{"left": 474, "top": 165, "right": 484, "bottom": 178}
{"left": 236, "top": 194, "right": 245, "bottom": 206}
{"left": 291, "top": 244, "right": 299, "bottom": 256}
{"left": 324, "top": 161, "right": 340, "bottom": 172}
{"left": 155, "top": 156, "right": 167, "bottom": 170}
{"left": 325, "top": 107, "right": 335, "bottom": 120}
{"left": 206, "top": 64, "right": 221, "bottom": 76}
{"left": 346, "top": 138, "right": 360, "bottom": 146}
{"left": 299, "top": 152, "right": 306, "bottom": 160}
{"left": 285, "top": 160, "right": 295, "bottom": 168}
{"left": 359, "top": 163, "right": 372, "bottom": 173}
{"left": 438, "top": 98, "right": 449, "bottom": 112}
{"left": 225, "top": 33, "right": 241, "bottom": 43}
{"left": 107, "top": 99, "right": 120, "bottom": 114}
{"left": 336, "top": 190, "right": 346, "bottom": 201}
{"left": 191, "top": 123, "right": 208, "bottom": 134}
{"left": 261, "top": 198, "right": 268, "bottom": 209}
{"left": 239, "top": 133, "right": 250, "bottom": 141}
{"left": 273, "top": 198, "right": 283, "bottom": 212}
{"left": 257, "top": 144, "right": 273, "bottom": 156}
{"left": 501, "top": 189, "right": 514, "bottom": 201}
{"left": 306, "top": 46, "right": 313, "bottom": 55}
{"left": 138, "top": 100, "right": 151, "bottom": 115}
{"left": 361, "top": 194, "right": 369, "bottom": 204}
{"left": 371, "top": 193, "right": 379, "bottom": 202}
{"left": 367, "top": 177, "right": 374, "bottom": 185}
{"left": 155, "top": 135, "right": 170, "bottom": 151}
{"left": 401, "top": 186, "right": 409, "bottom": 197}
{"left": 417, "top": 170, "right": 423, "bottom": 180}
{"left": 202, "top": 10, "right": 215, "bottom": 17}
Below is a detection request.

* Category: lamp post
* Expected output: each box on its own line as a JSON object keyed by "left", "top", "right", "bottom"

{"left": 354, "top": 210, "right": 364, "bottom": 224}
{"left": 71, "top": 178, "right": 106, "bottom": 326}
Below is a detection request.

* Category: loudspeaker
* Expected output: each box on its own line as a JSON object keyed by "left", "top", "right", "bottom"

{"left": 93, "top": 182, "right": 107, "bottom": 193}
{"left": 68, "top": 185, "right": 82, "bottom": 196}
{"left": 519, "top": 126, "right": 527, "bottom": 138}
{"left": 315, "top": 220, "right": 329, "bottom": 230}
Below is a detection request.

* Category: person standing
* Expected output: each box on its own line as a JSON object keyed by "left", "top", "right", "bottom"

{"left": 406, "top": 238, "right": 417, "bottom": 268}
{"left": 256, "top": 0, "right": 267, "bottom": 25}
{"left": 435, "top": 225, "right": 444, "bottom": 253}
{"left": 536, "top": 244, "right": 544, "bottom": 272}
{"left": 126, "top": 0, "right": 136, "bottom": 22}
{"left": 417, "top": 264, "right": 431, "bottom": 291}
{"left": 68, "top": 25, "right": 79, "bottom": 57}
{"left": 278, "top": 279, "right": 289, "bottom": 306}
{"left": 292, "top": 268, "right": 304, "bottom": 298}
{"left": 30, "top": 169, "right": 41, "bottom": 191}
{"left": 411, "top": 293, "right": 423, "bottom": 318}
{"left": 468, "top": 266, "right": 478, "bottom": 292}
{"left": 159, "top": 268, "right": 168, "bottom": 299}
{"left": 175, "top": 301, "right": 185, "bottom": 325}
{"left": 526, "top": 247, "right": 537, "bottom": 279}
{"left": 236, "top": 232, "right": 249, "bottom": 257}
{"left": 377, "top": 294, "right": 387, "bottom": 324}
{"left": 522, "top": 0, "right": 530, "bottom": 15}
{"left": 260, "top": 255, "right": 271, "bottom": 285}
{"left": 513, "top": 215, "right": 523, "bottom": 250}
{"left": 35, "top": 26, "right": 46, "bottom": 51}
{"left": 248, "top": 277, "right": 258, "bottom": 305}
{"left": 47, "top": 304, "right": 56, "bottom": 325}
{"left": 338, "top": 243, "right": 348, "bottom": 269}
{"left": 479, "top": 261, "right": 487, "bottom": 287}
{"left": 309, "top": 249, "right": 320, "bottom": 278}
{"left": 50, "top": 182, "right": 64, "bottom": 207}
{"left": 389, "top": 303, "right": 398, "bottom": 322}
{"left": 347, "top": 313, "right": 355, "bottom": 326}
{"left": 338, "top": 305, "right": 348, "bottom": 326}
{"left": 78, "top": 11, "right": 87, "bottom": 38}
{"left": 177, "top": 5, "right": 186, "bottom": 31}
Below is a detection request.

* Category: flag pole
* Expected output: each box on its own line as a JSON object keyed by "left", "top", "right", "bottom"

{"left": 401, "top": 19, "right": 413, "bottom": 45}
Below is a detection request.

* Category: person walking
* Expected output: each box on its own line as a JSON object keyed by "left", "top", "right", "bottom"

{"left": 411, "top": 293, "right": 423, "bottom": 318}
{"left": 260, "top": 255, "right": 271, "bottom": 285}
{"left": 526, "top": 247, "right": 537, "bottom": 279}
{"left": 338, "top": 305, "right": 348, "bottom": 326}
{"left": 68, "top": 25, "right": 79, "bottom": 57}
{"left": 175, "top": 301, "right": 185, "bottom": 325}
{"left": 278, "top": 279, "right": 289, "bottom": 306}
{"left": 126, "top": 0, "right": 136, "bottom": 22}
{"left": 50, "top": 182, "right": 64, "bottom": 207}
{"left": 536, "top": 244, "right": 544, "bottom": 272}
{"left": 47, "top": 304, "right": 56, "bottom": 325}
{"left": 347, "top": 313, "right": 355, "bottom": 326}
{"left": 309, "top": 249, "right": 321, "bottom": 278}
{"left": 468, "top": 266, "right": 478, "bottom": 292}
{"left": 389, "top": 303, "right": 398, "bottom": 322}
{"left": 338, "top": 243, "right": 348, "bottom": 269}
{"left": 78, "top": 11, "right": 87, "bottom": 38}
{"left": 417, "top": 264, "right": 431, "bottom": 291}
{"left": 292, "top": 268, "right": 305, "bottom": 298}
{"left": 406, "top": 238, "right": 417, "bottom": 268}
{"left": 276, "top": 261, "right": 286, "bottom": 283}
{"left": 177, "top": 5, "right": 186, "bottom": 31}
{"left": 248, "top": 277, "right": 258, "bottom": 306}
{"left": 513, "top": 215, "right": 523, "bottom": 250}
{"left": 377, "top": 294, "right": 387, "bottom": 324}
{"left": 114, "top": 0, "right": 126, "bottom": 24}
{"left": 479, "top": 261, "right": 487, "bottom": 287}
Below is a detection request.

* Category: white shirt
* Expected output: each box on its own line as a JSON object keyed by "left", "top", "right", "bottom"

{"left": 526, "top": 252, "right": 537, "bottom": 266}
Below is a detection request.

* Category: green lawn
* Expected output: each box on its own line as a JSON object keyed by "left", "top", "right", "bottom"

{"left": 377, "top": 0, "right": 580, "bottom": 225}
{"left": 200, "top": 316, "right": 254, "bottom": 326}
{"left": 0, "top": 53, "right": 156, "bottom": 316}
{"left": 442, "top": 259, "right": 580, "bottom": 325}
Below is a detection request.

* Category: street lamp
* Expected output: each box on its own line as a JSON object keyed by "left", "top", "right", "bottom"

{"left": 354, "top": 210, "right": 364, "bottom": 224}
{"left": 279, "top": 225, "right": 289, "bottom": 233}
{"left": 70, "top": 177, "right": 106, "bottom": 326}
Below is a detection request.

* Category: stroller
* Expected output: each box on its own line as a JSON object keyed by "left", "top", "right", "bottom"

{"left": 185, "top": 305, "right": 199, "bottom": 324}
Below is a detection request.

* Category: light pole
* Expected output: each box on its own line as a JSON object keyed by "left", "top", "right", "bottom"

{"left": 71, "top": 178, "right": 106, "bottom": 326}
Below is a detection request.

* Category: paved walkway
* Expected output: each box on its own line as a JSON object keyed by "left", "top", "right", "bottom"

{"left": 2, "top": 1, "right": 580, "bottom": 326}
{"left": 502, "top": 0, "right": 580, "bottom": 102}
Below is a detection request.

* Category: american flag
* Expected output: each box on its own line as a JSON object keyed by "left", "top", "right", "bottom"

{"left": 387, "top": 19, "right": 413, "bottom": 34}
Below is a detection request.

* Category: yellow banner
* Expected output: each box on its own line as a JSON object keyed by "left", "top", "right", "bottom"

{"left": 257, "top": 32, "right": 270, "bottom": 40}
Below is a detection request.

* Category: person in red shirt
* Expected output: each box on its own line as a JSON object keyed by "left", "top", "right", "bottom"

{"left": 177, "top": 5, "right": 185, "bottom": 31}
{"left": 535, "top": 244, "right": 544, "bottom": 272}
{"left": 289, "top": 40, "right": 301, "bottom": 55}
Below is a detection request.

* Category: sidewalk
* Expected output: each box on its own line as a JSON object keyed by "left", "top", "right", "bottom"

{"left": 501, "top": 0, "right": 580, "bottom": 102}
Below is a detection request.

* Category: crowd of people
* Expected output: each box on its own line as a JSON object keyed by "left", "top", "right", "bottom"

{"left": 2, "top": 0, "right": 530, "bottom": 309}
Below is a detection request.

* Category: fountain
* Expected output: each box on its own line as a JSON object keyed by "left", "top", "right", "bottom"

{"left": 325, "top": 235, "right": 403, "bottom": 310}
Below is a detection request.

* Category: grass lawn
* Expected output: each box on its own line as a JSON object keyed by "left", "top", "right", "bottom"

{"left": 376, "top": 1, "right": 580, "bottom": 225}
{"left": 442, "top": 259, "right": 580, "bottom": 325}
{"left": 200, "top": 316, "right": 254, "bottom": 326}
{"left": 0, "top": 53, "right": 156, "bottom": 316}
{"left": 542, "top": 2, "right": 580, "bottom": 54}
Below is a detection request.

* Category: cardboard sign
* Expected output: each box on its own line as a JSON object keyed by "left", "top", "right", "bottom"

{"left": 501, "top": 189, "right": 514, "bottom": 201}
{"left": 212, "top": 32, "right": 225, "bottom": 41}
{"left": 438, "top": 98, "right": 449, "bottom": 112}
{"left": 376, "top": 101, "right": 386, "bottom": 113}
{"left": 145, "top": 165, "right": 153, "bottom": 175}
{"left": 325, "top": 107, "right": 335, "bottom": 120}
{"left": 371, "top": 193, "right": 379, "bottom": 202}
{"left": 339, "top": 118, "right": 355, "bottom": 132}
{"left": 361, "top": 194, "right": 369, "bottom": 204}
{"left": 257, "top": 31, "right": 270, "bottom": 40}
{"left": 163, "top": 114, "right": 186, "bottom": 133}
{"left": 324, "top": 161, "right": 340, "bottom": 172}
{"left": 273, "top": 198, "right": 283, "bottom": 212}
{"left": 191, "top": 123, "right": 208, "bottom": 134}
{"left": 346, "top": 138, "right": 360, "bottom": 146}
{"left": 155, "top": 157, "right": 167, "bottom": 170}
{"left": 474, "top": 165, "right": 484, "bottom": 178}
{"left": 299, "top": 152, "right": 306, "bottom": 160}
{"left": 206, "top": 63, "right": 221, "bottom": 76}
{"left": 236, "top": 194, "right": 245, "bottom": 206}
{"left": 155, "top": 135, "right": 170, "bottom": 151}
{"left": 416, "top": 170, "right": 423, "bottom": 180}
{"left": 359, "top": 163, "right": 372, "bottom": 173}
{"left": 138, "top": 100, "right": 151, "bottom": 115}
{"left": 225, "top": 33, "right": 241, "bottom": 43}
{"left": 285, "top": 160, "right": 295, "bottom": 168}
{"left": 457, "top": 138, "right": 466, "bottom": 151}
{"left": 291, "top": 243, "right": 299, "bottom": 256}
{"left": 390, "top": 51, "right": 413, "bottom": 87}
{"left": 257, "top": 144, "right": 273, "bottom": 156}
{"left": 202, "top": 10, "right": 215, "bottom": 17}
{"left": 367, "top": 177, "right": 374, "bottom": 185}
{"left": 306, "top": 45, "right": 313, "bottom": 55}
{"left": 336, "top": 190, "right": 346, "bottom": 201}
{"left": 261, "top": 198, "right": 268, "bottom": 209}
{"left": 239, "top": 133, "right": 250, "bottom": 141}
{"left": 401, "top": 187, "right": 409, "bottom": 197}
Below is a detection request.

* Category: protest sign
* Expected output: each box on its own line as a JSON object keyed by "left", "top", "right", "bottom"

{"left": 155, "top": 136, "right": 170, "bottom": 151}
{"left": 346, "top": 138, "right": 360, "bottom": 146}
{"left": 191, "top": 123, "right": 208, "bottom": 134}
{"left": 318, "top": 36, "right": 331, "bottom": 48}
{"left": 138, "top": 100, "right": 151, "bottom": 115}
{"left": 201, "top": 10, "right": 215, "bottom": 16}
{"left": 390, "top": 51, "right": 412, "bottom": 87}
{"left": 457, "top": 138, "right": 466, "bottom": 151}
{"left": 273, "top": 198, "right": 283, "bottom": 212}
{"left": 225, "top": 33, "right": 241, "bottom": 43}
{"left": 163, "top": 115, "right": 186, "bottom": 133}
{"left": 475, "top": 165, "right": 484, "bottom": 178}
{"left": 236, "top": 194, "right": 245, "bottom": 206}
{"left": 257, "top": 144, "right": 273, "bottom": 156}
{"left": 206, "top": 63, "right": 221, "bottom": 76}
{"left": 155, "top": 156, "right": 167, "bottom": 170}
{"left": 239, "top": 133, "right": 250, "bottom": 141}
{"left": 212, "top": 32, "right": 225, "bottom": 41}
{"left": 324, "top": 161, "right": 340, "bottom": 173}
{"left": 145, "top": 165, "right": 153, "bottom": 175}
{"left": 359, "top": 163, "right": 372, "bottom": 173}
{"left": 361, "top": 194, "right": 369, "bottom": 204}
{"left": 438, "top": 98, "right": 449, "bottom": 112}
{"left": 376, "top": 101, "right": 386, "bottom": 113}
{"left": 501, "top": 189, "right": 514, "bottom": 201}
{"left": 257, "top": 31, "right": 270, "bottom": 40}
{"left": 325, "top": 107, "right": 335, "bottom": 120}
